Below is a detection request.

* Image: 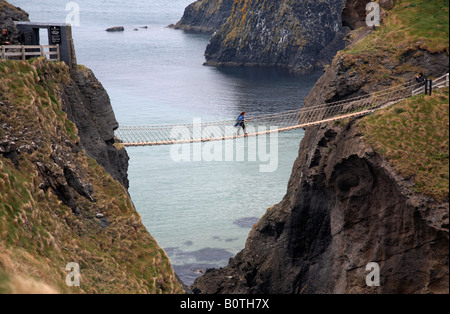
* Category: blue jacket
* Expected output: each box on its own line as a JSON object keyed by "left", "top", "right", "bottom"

{"left": 234, "top": 115, "right": 245, "bottom": 127}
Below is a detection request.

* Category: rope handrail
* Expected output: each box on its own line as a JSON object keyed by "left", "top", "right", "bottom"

{"left": 115, "top": 73, "right": 449, "bottom": 146}
{"left": 118, "top": 81, "right": 409, "bottom": 127}
{"left": 118, "top": 79, "right": 419, "bottom": 129}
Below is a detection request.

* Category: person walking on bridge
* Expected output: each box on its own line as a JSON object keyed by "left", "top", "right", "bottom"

{"left": 0, "top": 29, "right": 11, "bottom": 45}
{"left": 415, "top": 72, "right": 426, "bottom": 85}
{"left": 235, "top": 112, "right": 248, "bottom": 136}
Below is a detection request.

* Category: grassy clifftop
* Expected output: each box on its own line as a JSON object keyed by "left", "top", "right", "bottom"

{"left": 347, "top": 0, "right": 449, "bottom": 56}
{"left": 338, "top": 0, "right": 449, "bottom": 87}
{"left": 346, "top": 0, "right": 449, "bottom": 202}
{"left": 359, "top": 88, "right": 449, "bottom": 202}
{"left": 0, "top": 58, "right": 183, "bottom": 294}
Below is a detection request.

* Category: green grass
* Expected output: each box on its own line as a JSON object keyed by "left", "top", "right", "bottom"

{"left": 347, "top": 0, "right": 449, "bottom": 56}
{"left": 0, "top": 58, "right": 184, "bottom": 294}
{"left": 221, "top": 0, "right": 306, "bottom": 49}
{"left": 359, "top": 88, "right": 449, "bottom": 201}
{"left": 332, "top": 0, "right": 450, "bottom": 91}
{"left": 0, "top": 271, "right": 11, "bottom": 294}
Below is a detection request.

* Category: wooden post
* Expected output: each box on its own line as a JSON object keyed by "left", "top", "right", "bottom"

{"left": 1, "top": 46, "right": 5, "bottom": 59}
{"left": 21, "top": 45, "right": 25, "bottom": 60}
{"left": 57, "top": 44, "right": 60, "bottom": 61}
{"left": 66, "top": 25, "right": 77, "bottom": 69}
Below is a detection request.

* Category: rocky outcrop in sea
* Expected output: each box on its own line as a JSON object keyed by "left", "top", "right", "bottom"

{"left": 169, "top": 0, "right": 234, "bottom": 33}
{"left": 204, "top": 0, "right": 351, "bottom": 73}
{"left": 173, "top": 0, "right": 393, "bottom": 73}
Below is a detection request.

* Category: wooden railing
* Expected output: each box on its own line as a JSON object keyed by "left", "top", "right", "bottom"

{"left": 0, "top": 45, "right": 60, "bottom": 61}
{"left": 412, "top": 73, "right": 450, "bottom": 96}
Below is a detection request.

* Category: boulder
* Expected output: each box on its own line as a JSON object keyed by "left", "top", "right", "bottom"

{"left": 106, "top": 26, "right": 124, "bottom": 32}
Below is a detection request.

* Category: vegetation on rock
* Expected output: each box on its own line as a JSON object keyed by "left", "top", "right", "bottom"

{"left": 0, "top": 58, "right": 183, "bottom": 294}
{"left": 359, "top": 88, "right": 449, "bottom": 202}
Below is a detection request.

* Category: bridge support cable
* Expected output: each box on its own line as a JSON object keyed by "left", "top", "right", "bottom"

{"left": 115, "top": 74, "right": 449, "bottom": 147}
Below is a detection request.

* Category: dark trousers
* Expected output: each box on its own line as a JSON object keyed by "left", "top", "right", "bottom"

{"left": 238, "top": 122, "right": 246, "bottom": 134}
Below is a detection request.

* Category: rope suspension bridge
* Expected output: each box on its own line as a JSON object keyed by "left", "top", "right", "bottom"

{"left": 115, "top": 73, "right": 449, "bottom": 147}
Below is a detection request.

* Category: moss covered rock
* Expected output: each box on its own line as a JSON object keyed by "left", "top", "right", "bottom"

{"left": 0, "top": 58, "right": 184, "bottom": 294}
{"left": 204, "top": 0, "right": 353, "bottom": 73}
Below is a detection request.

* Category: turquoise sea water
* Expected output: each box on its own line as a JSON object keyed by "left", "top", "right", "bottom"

{"left": 10, "top": 0, "right": 322, "bottom": 285}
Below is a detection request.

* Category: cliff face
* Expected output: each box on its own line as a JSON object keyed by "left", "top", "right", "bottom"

{"left": 193, "top": 116, "right": 449, "bottom": 294}
{"left": 169, "top": 0, "right": 234, "bottom": 33}
{"left": 0, "top": 58, "right": 183, "bottom": 294}
{"left": 1, "top": 0, "right": 128, "bottom": 188}
{"left": 204, "top": 0, "right": 352, "bottom": 73}
{"left": 172, "top": 0, "right": 379, "bottom": 72}
{"left": 60, "top": 66, "right": 129, "bottom": 189}
{"left": 192, "top": 0, "right": 449, "bottom": 294}
{"left": 0, "top": 0, "right": 29, "bottom": 43}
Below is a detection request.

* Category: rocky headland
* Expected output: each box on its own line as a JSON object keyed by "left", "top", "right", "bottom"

{"left": 169, "top": 0, "right": 234, "bottom": 33}
{"left": 172, "top": 0, "right": 401, "bottom": 73}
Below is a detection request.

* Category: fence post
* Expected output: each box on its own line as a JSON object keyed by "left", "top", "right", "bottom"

{"left": 21, "top": 45, "right": 25, "bottom": 60}
{"left": 1, "top": 45, "right": 5, "bottom": 59}
{"left": 446, "top": 74, "right": 449, "bottom": 87}
{"left": 423, "top": 79, "right": 433, "bottom": 96}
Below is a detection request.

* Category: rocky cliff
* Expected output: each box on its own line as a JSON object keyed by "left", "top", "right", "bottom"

{"left": 192, "top": 0, "right": 449, "bottom": 294}
{"left": 174, "top": 0, "right": 383, "bottom": 73}
{"left": 0, "top": 0, "right": 186, "bottom": 290}
{"left": 204, "top": 0, "right": 353, "bottom": 73}
{"left": 193, "top": 110, "right": 449, "bottom": 294}
{"left": 60, "top": 66, "right": 130, "bottom": 189}
{"left": 0, "top": 0, "right": 29, "bottom": 43}
{"left": 0, "top": 57, "right": 184, "bottom": 294}
{"left": 0, "top": 1, "right": 128, "bottom": 188}
{"left": 0, "top": 0, "right": 185, "bottom": 295}
{"left": 169, "top": 0, "right": 234, "bottom": 33}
